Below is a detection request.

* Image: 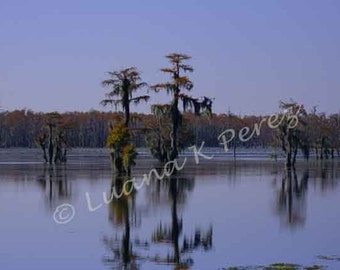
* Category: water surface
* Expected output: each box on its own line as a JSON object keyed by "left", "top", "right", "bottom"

{"left": 0, "top": 149, "right": 340, "bottom": 269}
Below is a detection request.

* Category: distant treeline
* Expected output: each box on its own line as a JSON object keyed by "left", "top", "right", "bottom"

{"left": 0, "top": 109, "right": 339, "bottom": 158}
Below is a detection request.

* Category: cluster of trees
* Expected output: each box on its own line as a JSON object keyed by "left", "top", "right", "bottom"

{"left": 0, "top": 109, "right": 108, "bottom": 148}
{"left": 99, "top": 53, "right": 214, "bottom": 268}
{"left": 1, "top": 53, "right": 339, "bottom": 168}
{"left": 100, "top": 53, "right": 212, "bottom": 168}
{"left": 0, "top": 106, "right": 339, "bottom": 161}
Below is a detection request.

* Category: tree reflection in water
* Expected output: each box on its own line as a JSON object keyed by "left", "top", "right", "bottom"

{"left": 275, "top": 167, "right": 309, "bottom": 228}
{"left": 150, "top": 175, "right": 213, "bottom": 269}
{"left": 319, "top": 161, "right": 338, "bottom": 191}
{"left": 275, "top": 161, "right": 340, "bottom": 229}
{"left": 102, "top": 170, "right": 213, "bottom": 270}
{"left": 103, "top": 174, "right": 140, "bottom": 270}
{"left": 36, "top": 164, "right": 72, "bottom": 209}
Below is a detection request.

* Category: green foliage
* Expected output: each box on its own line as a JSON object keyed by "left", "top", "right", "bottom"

{"left": 106, "top": 121, "right": 137, "bottom": 174}
{"left": 106, "top": 122, "right": 130, "bottom": 149}
{"left": 145, "top": 113, "right": 195, "bottom": 163}
{"left": 122, "top": 144, "right": 137, "bottom": 171}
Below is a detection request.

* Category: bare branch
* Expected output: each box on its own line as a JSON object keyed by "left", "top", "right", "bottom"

{"left": 100, "top": 99, "right": 122, "bottom": 107}
{"left": 179, "top": 64, "right": 194, "bottom": 73}
{"left": 150, "top": 83, "right": 174, "bottom": 93}
{"left": 130, "top": 82, "right": 148, "bottom": 91}
{"left": 102, "top": 79, "right": 119, "bottom": 87}
{"left": 166, "top": 53, "right": 191, "bottom": 63}
{"left": 174, "top": 76, "right": 193, "bottom": 91}
{"left": 160, "top": 68, "right": 175, "bottom": 73}
{"left": 130, "top": 95, "right": 150, "bottom": 105}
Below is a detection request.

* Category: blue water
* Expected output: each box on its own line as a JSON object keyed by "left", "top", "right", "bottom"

{"left": 0, "top": 149, "right": 340, "bottom": 269}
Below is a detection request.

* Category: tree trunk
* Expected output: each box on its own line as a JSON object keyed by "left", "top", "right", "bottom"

{"left": 123, "top": 79, "right": 130, "bottom": 128}
{"left": 125, "top": 102, "right": 130, "bottom": 128}
{"left": 48, "top": 125, "right": 54, "bottom": 164}
{"left": 170, "top": 91, "right": 179, "bottom": 161}
{"left": 42, "top": 147, "right": 47, "bottom": 163}
{"left": 292, "top": 144, "right": 298, "bottom": 167}
{"left": 63, "top": 148, "right": 67, "bottom": 162}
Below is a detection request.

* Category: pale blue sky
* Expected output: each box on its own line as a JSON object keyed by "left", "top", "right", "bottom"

{"left": 1, "top": 0, "right": 340, "bottom": 115}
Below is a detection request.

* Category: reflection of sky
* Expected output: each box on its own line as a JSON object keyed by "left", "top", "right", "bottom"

{"left": 1, "top": 1, "right": 340, "bottom": 115}
{"left": 0, "top": 160, "right": 340, "bottom": 269}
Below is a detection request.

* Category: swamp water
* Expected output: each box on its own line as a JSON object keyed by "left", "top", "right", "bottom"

{"left": 0, "top": 149, "right": 340, "bottom": 269}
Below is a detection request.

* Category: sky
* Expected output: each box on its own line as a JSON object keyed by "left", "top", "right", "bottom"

{"left": 1, "top": 0, "right": 340, "bottom": 115}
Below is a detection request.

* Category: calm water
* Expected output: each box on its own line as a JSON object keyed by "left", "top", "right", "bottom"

{"left": 1, "top": 149, "right": 340, "bottom": 270}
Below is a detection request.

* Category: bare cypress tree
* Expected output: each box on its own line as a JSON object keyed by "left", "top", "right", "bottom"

{"left": 101, "top": 67, "right": 149, "bottom": 127}
{"left": 277, "top": 101, "right": 307, "bottom": 168}
{"left": 101, "top": 67, "right": 148, "bottom": 174}
{"left": 151, "top": 53, "right": 212, "bottom": 161}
